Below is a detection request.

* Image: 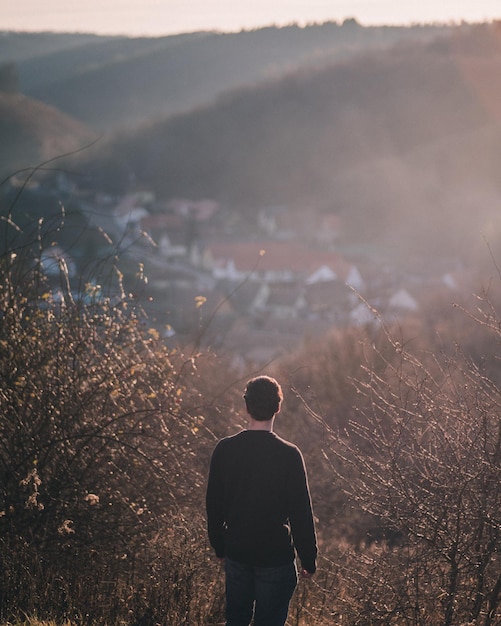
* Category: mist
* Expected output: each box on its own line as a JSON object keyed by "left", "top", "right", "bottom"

{"left": 2, "top": 21, "right": 501, "bottom": 359}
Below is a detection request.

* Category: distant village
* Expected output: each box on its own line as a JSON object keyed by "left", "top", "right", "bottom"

{"left": 4, "top": 173, "right": 472, "bottom": 369}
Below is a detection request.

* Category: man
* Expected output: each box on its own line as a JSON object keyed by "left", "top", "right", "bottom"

{"left": 206, "top": 375, "right": 317, "bottom": 626}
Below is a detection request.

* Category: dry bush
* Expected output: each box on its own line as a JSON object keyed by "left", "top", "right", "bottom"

{"left": 7, "top": 182, "right": 501, "bottom": 624}
{"left": 320, "top": 293, "right": 501, "bottom": 625}
{"left": 0, "top": 204, "right": 231, "bottom": 623}
{"left": 273, "top": 284, "right": 501, "bottom": 624}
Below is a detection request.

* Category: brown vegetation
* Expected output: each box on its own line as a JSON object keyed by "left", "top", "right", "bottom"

{"left": 3, "top": 23, "right": 501, "bottom": 623}
{"left": 2, "top": 198, "right": 501, "bottom": 624}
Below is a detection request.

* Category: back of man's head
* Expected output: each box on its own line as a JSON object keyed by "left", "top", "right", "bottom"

{"left": 244, "top": 375, "right": 283, "bottom": 421}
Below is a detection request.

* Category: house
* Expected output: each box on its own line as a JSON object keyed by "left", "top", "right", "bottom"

{"left": 216, "top": 279, "right": 269, "bottom": 316}
{"left": 387, "top": 288, "right": 419, "bottom": 312}
{"left": 350, "top": 301, "right": 380, "bottom": 327}
{"left": 306, "top": 265, "right": 337, "bottom": 284}
{"left": 307, "top": 261, "right": 365, "bottom": 293}
{"left": 305, "top": 279, "right": 353, "bottom": 323}
{"left": 140, "top": 213, "right": 188, "bottom": 259}
{"left": 113, "top": 191, "right": 153, "bottom": 234}
{"left": 260, "top": 282, "right": 306, "bottom": 319}
{"left": 380, "top": 288, "right": 420, "bottom": 324}
{"left": 166, "top": 198, "right": 220, "bottom": 221}
{"left": 258, "top": 205, "right": 290, "bottom": 238}
{"left": 203, "top": 240, "right": 346, "bottom": 284}
{"left": 349, "top": 288, "right": 419, "bottom": 327}
{"left": 345, "top": 265, "right": 365, "bottom": 293}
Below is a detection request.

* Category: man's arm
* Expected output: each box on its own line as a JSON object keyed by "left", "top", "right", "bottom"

{"left": 288, "top": 448, "right": 318, "bottom": 574}
{"left": 206, "top": 443, "right": 226, "bottom": 558}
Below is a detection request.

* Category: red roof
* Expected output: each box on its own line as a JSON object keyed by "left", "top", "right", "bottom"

{"left": 207, "top": 240, "right": 345, "bottom": 274}
{"left": 141, "top": 213, "right": 184, "bottom": 230}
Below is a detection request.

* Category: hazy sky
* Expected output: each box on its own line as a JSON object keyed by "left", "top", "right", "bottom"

{"left": 2, "top": 0, "right": 501, "bottom": 37}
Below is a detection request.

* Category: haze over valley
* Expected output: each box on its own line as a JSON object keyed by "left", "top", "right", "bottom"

{"left": 2, "top": 20, "right": 501, "bottom": 362}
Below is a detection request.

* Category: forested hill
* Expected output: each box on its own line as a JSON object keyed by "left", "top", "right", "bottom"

{"left": 79, "top": 22, "right": 501, "bottom": 267}
{"left": 0, "top": 92, "right": 96, "bottom": 178}
{"left": 4, "top": 22, "right": 501, "bottom": 268}
{"left": 0, "top": 31, "right": 112, "bottom": 63}
{"left": 7, "top": 21, "right": 449, "bottom": 131}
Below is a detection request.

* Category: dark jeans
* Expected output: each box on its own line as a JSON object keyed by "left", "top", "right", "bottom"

{"left": 224, "top": 557, "right": 298, "bottom": 626}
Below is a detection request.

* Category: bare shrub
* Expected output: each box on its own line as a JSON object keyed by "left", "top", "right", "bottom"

{"left": 323, "top": 297, "right": 501, "bottom": 625}
{"left": 0, "top": 205, "right": 226, "bottom": 623}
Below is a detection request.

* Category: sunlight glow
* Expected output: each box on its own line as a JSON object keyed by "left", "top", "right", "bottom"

{"left": 2, "top": 0, "right": 501, "bottom": 36}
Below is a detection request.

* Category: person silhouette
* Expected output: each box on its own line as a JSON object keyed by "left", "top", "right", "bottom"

{"left": 206, "top": 375, "right": 317, "bottom": 626}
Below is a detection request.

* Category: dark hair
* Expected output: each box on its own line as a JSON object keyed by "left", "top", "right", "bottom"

{"left": 244, "top": 375, "right": 283, "bottom": 421}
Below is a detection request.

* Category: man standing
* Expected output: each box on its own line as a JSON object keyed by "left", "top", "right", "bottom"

{"left": 206, "top": 375, "right": 317, "bottom": 626}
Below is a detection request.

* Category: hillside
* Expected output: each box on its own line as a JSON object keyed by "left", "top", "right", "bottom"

{"left": 0, "top": 92, "right": 97, "bottom": 179}
{"left": 79, "top": 22, "right": 501, "bottom": 270}
{"left": 0, "top": 31, "right": 112, "bottom": 63}
{"left": 11, "top": 22, "right": 449, "bottom": 131}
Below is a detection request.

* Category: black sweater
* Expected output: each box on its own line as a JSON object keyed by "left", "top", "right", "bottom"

{"left": 206, "top": 430, "right": 317, "bottom": 573}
